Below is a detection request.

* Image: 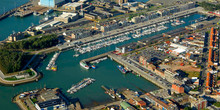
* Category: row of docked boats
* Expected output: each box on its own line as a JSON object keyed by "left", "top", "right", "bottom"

{"left": 72, "top": 17, "right": 188, "bottom": 57}
{"left": 67, "top": 78, "right": 95, "bottom": 94}
{"left": 171, "top": 19, "right": 185, "bottom": 26}
{"left": 132, "top": 25, "right": 168, "bottom": 38}
{"left": 75, "top": 35, "right": 131, "bottom": 54}
{"left": 46, "top": 52, "right": 60, "bottom": 71}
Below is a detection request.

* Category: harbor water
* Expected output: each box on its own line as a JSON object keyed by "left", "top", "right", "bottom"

{"left": 0, "top": 0, "right": 44, "bottom": 41}
{"left": 0, "top": 1, "right": 205, "bottom": 109}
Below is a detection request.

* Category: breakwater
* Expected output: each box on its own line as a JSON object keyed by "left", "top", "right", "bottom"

{"left": 0, "top": 0, "right": 31, "bottom": 21}
{"left": 0, "top": 68, "right": 42, "bottom": 86}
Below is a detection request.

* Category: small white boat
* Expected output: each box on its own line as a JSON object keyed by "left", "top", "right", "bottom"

{"left": 73, "top": 54, "right": 79, "bottom": 57}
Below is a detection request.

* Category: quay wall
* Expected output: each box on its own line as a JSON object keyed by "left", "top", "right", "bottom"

{"left": 82, "top": 53, "right": 108, "bottom": 63}
{"left": 81, "top": 52, "right": 168, "bottom": 89}
{"left": 0, "top": 1, "right": 32, "bottom": 21}
{"left": 0, "top": 68, "right": 42, "bottom": 86}
{"left": 107, "top": 53, "right": 168, "bottom": 89}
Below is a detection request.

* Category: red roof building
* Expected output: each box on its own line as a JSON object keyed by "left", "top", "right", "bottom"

{"left": 172, "top": 84, "right": 184, "bottom": 93}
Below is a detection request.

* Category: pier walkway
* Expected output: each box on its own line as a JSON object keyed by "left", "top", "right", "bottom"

{"left": 58, "top": 7, "right": 202, "bottom": 51}
{"left": 82, "top": 53, "right": 108, "bottom": 63}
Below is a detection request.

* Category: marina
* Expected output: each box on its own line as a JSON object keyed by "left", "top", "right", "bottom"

{"left": 75, "top": 35, "right": 131, "bottom": 55}
{"left": 67, "top": 78, "right": 95, "bottom": 94}
{"left": 171, "top": 19, "right": 185, "bottom": 26}
{"left": 73, "top": 24, "right": 169, "bottom": 56}
{"left": 57, "top": 7, "right": 203, "bottom": 51}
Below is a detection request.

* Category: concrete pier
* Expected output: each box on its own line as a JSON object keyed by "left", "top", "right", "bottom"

{"left": 0, "top": 68, "right": 42, "bottom": 86}
{"left": 82, "top": 53, "right": 108, "bottom": 63}
{"left": 0, "top": 1, "right": 32, "bottom": 21}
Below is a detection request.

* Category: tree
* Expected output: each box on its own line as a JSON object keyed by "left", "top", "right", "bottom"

{"left": 184, "top": 106, "right": 192, "bottom": 110}
{"left": 3, "top": 34, "right": 58, "bottom": 50}
{"left": 0, "top": 49, "right": 29, "bottom": 74}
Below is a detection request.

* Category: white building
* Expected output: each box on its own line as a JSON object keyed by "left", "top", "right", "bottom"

{"left": 35, "top": 20, "right": 61, "bottom": 30}
{"left": 62, "top": 2, "right": 83, "bottom": 11}
{"left": 170, "top": 43, "right": 188, "bottom": 55}
{"left": 54, "top": 12, "right": 78, "bottom": 23}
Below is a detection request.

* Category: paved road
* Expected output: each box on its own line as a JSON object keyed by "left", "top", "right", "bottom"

{"left": 0, "top": 70, "right": 5, "bottom": 79}
{"left": 199, "top": 32, "right": 208, "bottom": 95}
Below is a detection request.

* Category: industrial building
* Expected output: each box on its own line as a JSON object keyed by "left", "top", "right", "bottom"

{"left": 34, "top": 88, "right": 67, "bottom": 110}
{"left": 68, "top": 29, "right": 94, "bottom": 39}
{"left": 115, "top": 0, "right": 128, "bottom": 5}
{"left": 62, "top": 2, "right": 84, "bottom": 11}
{"left": 78, "top": 0, "right": 87, "bottom": 3}
{"left": 38, "top": 0, "right": 65, "bottom": 8}
{"left": 54, "top": 12, "right": 78, "bottom": 23}
{"left": 35, "top": 99, "right": 66, "bottom": 110}
{"left": 8, "top": 32, "right": 25, "bottom": 42}
{"left": 35, "top": 20, "right": 61, "bottom": 30}
{"left": 145, "top": 93, "right": 178, "bottom": 110}
{"left": 170, "top": 43, "right": 188, "bottom": 55}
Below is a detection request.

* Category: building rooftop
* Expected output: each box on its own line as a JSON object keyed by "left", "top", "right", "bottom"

{"left": 120, "top": 101, "right": 135, "bottom": 110}
{"left": 63, "top": 2, "right": 83, "bottom": 8}
{"left": 37, "top": 99, "right": 62, "bottom": 108}
{"left": 145, "top": 93, "right": 169, "bottom": 109}
{"left": 58, "top": 12, "right": 78, "bottom": 18}
{"left": 40, "top": 89, "right": 59, "bottom": 101}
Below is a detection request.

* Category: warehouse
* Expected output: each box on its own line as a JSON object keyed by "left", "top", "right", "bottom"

{"left": 62, "top": 2, "right": 84, "bottom": 11}
{"left": 54, "top": 12, "right": 78, "bottom": 23}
